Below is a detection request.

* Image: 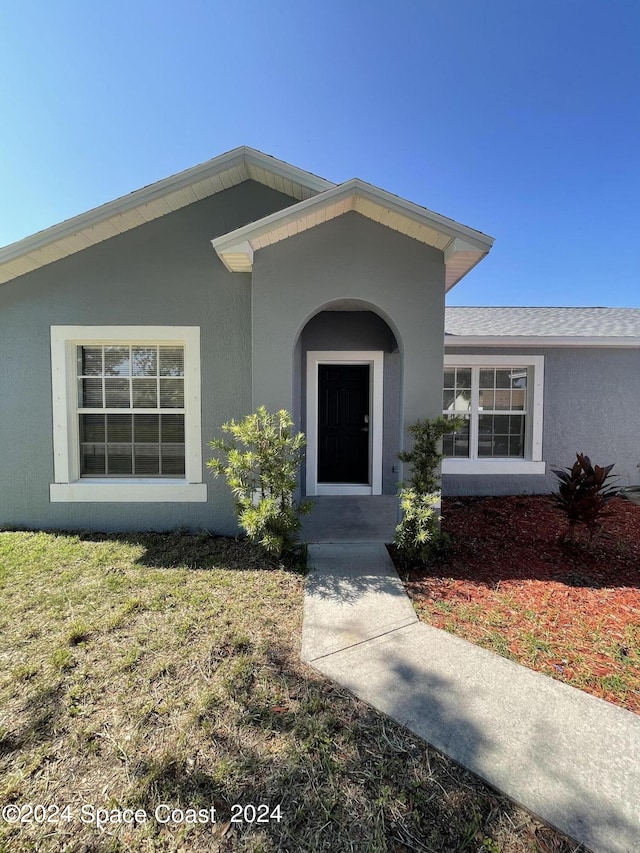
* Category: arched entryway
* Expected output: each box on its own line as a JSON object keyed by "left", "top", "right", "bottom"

{"left": 294, "top": 300, "right": 402, "bottom": 498}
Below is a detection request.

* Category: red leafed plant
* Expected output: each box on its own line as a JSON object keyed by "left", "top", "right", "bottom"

{"left": 552, "top": 452, "right": 618, "bottom": 541}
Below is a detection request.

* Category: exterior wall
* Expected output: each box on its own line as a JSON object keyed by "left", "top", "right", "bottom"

{"left": 443, "top": 346, "right": 640, "bottom": 496}
{"left": 251, "top": 211, "right": 446, "bottom": 488}
{"left": 0, "top": 181, "right": 296, "bottom": 533}
{"left": 300, "top": 310, "right": 401, "bottom": 494}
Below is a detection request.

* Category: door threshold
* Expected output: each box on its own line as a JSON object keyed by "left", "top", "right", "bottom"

{"left": 315, "top": 484, "right": 373, "bottom": 496}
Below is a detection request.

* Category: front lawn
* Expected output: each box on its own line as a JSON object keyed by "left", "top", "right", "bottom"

{"left": 401, "top": 496, "right": 640, "bottom": 714}
{"left": 0, "top": 529, "right": 584, "bottom": 852}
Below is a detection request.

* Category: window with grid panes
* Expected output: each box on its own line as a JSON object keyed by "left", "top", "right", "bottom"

{"left": 77, "top": 344, "right": 186, "bottom": 476}
{"left": 442, "top": 365, "right": 529, "bottom": 460}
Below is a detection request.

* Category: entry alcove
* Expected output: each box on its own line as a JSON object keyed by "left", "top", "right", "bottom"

{"left": 294, "top": 302, "right": 401, "bottom": 497}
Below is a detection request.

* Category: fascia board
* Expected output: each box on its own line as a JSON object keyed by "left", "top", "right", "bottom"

{"left": 444, "top": 335, "right": 640, "bottom": 348}
{"left": 350, "top": 180, "right": 494, "bottom": 251}
{"left": 212, "top": 178, "right": 494, "bottom": 254}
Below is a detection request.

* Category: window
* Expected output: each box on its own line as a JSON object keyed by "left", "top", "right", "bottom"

{"left": 78, "top": 344, "right": 186, "bottom": 477}
{"left": 50, "top": 327, "right": 207, "bottom": 502}
{"left": 441, "top": 355, "right": 545, "bottom": 475}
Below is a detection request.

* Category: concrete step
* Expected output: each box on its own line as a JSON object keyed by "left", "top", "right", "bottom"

{"left": 301, "top": 495, "right": 398, "bottom": 543}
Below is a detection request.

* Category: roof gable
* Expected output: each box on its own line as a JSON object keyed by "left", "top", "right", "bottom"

{"left": 0, "top": 148, "right": 334, "bottom": 285}
{"left": 212, "top": 178, "right": 494, "bottom": 290}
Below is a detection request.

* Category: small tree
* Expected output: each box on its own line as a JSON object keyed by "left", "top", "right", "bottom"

{"left": 552, "top": 452, "right": 618, "bottom": 542}
{"left": 208, "top": 407, "right": 311, "bottom": 557}
{"left": 394, "top": 416, "right": 464, "bottom": 564}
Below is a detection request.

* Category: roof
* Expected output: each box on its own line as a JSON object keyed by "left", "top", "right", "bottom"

{"left": 0, "top": 147, "right": 493, "bottom": 290}
{"left": 445, "top": 306, "right": 640, "bottom": 343}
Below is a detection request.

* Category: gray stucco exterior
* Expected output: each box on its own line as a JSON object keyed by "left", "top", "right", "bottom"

{"left": 0, "top": 181, "right": 296, "bottom": 533}
{"left": 443, "top": 345, "right": 640, "bottom": 496}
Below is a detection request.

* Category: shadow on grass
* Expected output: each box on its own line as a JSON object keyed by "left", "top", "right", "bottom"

{"left": 0, "top": 683, "right": 65, "bottom": 759}
{"left": 67, "top": 529, "right": 305, "bottom": 574}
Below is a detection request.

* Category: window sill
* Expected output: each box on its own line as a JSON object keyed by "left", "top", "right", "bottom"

{"left": 50, "top": 481, "right": 208, "bottom": 503}
{"left": 441, "top": 459, "right": 546, "bottom": 476}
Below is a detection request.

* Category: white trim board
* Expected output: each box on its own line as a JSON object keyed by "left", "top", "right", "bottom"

{"left": 306, "top": 351, "right": 384, "bottom": 497}
{"left": 50, "top": 325, "right": 207, "bottom": 503}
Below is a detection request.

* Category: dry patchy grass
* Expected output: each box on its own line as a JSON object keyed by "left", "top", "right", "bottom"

{"left": 0, "top": 530, "right": 583, "bottom": 852}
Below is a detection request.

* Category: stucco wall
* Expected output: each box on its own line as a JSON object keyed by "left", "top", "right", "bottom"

{"left": 251, "top": 211, "right": 446, "bottom": 489}
{"left": 0, "top": 181, "right": 296, "bottom": 533}
{"left": 443, "top": 346, "right": 640, "bottom": 496}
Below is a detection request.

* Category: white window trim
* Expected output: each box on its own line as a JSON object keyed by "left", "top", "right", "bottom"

{"left": 50, "top": 326, "right": 207, "bottom": 502}
{"left": 306, "top": 351, "right": 384, "bottom": 496}
{"left": 441, "top": 354, "right": 545, "bottom": 476}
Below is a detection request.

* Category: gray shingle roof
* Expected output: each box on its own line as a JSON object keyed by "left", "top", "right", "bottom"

{"left": 445, "top": 307, "right": 640, "bottom": 338}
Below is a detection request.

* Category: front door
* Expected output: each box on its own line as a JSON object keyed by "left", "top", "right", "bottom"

{"left": 317, "top": 363, "right": 370, "bottom": 483}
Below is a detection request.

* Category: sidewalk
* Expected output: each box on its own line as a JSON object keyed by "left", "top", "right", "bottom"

{"left": 302, "top": 542, "right": 640, "bottom": 853}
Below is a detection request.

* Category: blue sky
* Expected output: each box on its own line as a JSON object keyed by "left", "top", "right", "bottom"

{"left": 1, "top": 0, "right": 639, "bottom": 306}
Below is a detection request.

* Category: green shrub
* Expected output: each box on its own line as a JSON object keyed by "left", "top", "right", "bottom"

{"left": 395, "top": 488, "right": 442, "bottom": 563}
{"left": 208, "top": 407, "right": 311, "bottom": 557}
{"left": 394, "top": 416, "right": 463, "bottom": 564}
{"left": 552, "top": 452, "right": 618, "bottom": 541}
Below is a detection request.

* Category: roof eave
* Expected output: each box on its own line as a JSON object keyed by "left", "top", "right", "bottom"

{"left": 213, "top": 178, "right": 494, "bottom": 287}
{"left": 0, "top": 147, "right": 335, "bottom": 285}
{"left": 444, "top": 334, "right": 640, "bottom": 347}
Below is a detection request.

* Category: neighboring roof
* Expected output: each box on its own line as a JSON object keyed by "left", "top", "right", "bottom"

{"left": 0, "top": 147, "right": 493, "bottom": 290}
{"left": 212, "top": 179, "right": 494, "bottom": 290}
{"left": 445, "top": 306, "right": 640, "bottom": 344}
{"left": 0, "top": 147, "right": 334, "bottom": 286}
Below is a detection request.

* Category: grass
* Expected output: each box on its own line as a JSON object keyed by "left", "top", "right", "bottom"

{"left": 0, "top": 529, "right": 584, "bottom": 852}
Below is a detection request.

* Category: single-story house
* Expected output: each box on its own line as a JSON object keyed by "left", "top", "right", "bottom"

{"left": 1, "top": 147, "right": 638, "bottom": 533}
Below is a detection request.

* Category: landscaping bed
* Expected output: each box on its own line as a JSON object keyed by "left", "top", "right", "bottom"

{"left": 0, "top": 529, "right": 584, "bottom": 852}
{"left": 399, "top": 495, "right": 640, "bottom": 714}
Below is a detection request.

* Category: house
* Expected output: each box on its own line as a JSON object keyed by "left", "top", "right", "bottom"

{"left": 1, "top": 147, "right": 638, "bottom": 534}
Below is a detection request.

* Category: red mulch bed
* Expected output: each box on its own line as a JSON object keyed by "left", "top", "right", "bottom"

{"left": 400, "top": 495, "right": 640, "bottom": 714}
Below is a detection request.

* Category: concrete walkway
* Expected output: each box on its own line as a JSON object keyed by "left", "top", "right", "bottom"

{"left": 302, "top": 543, "right": 640, "bottom": 853}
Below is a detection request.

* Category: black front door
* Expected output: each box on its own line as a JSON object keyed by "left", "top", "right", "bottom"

{"left": 318, "top": 363, "right": 370, "bottom": 484}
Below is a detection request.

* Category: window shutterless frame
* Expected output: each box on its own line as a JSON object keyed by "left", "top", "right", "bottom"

{"left": 50, "top": 326, "right": 207, "bottom": 502}
{"left": 441, "top": 354, "right": 545, "bottom": 476}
